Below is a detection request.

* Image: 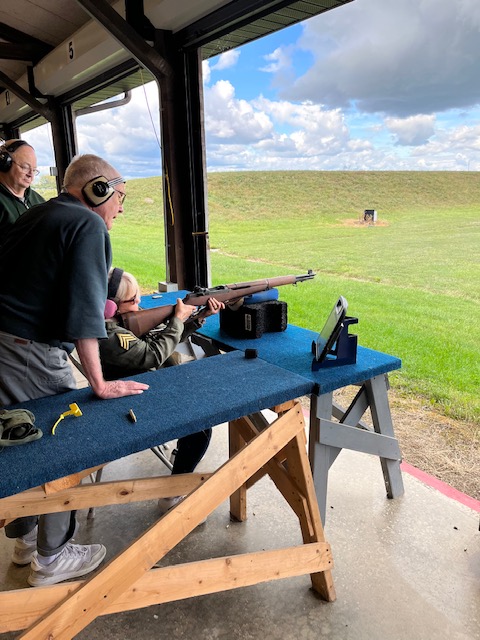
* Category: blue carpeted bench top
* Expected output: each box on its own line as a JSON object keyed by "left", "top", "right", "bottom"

{"left": 200, "top": 321, "right": 401, "bottom": 393}
{"left": 0, "top": 351, "right": 313, "bottom": 499}
{"left": 0, "top": 293, "right": 401, "bottom": 501}
{"left": 141, "top": 293, "right": 401, "bottom": 393}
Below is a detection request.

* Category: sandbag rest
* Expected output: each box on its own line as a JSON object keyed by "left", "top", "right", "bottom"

{"left": 220, "top": 299, "right": 288, "bottom": 339}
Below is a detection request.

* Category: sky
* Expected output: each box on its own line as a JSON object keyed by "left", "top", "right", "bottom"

{"left": 24, "top": 0, "right": 480, "bottom": 178}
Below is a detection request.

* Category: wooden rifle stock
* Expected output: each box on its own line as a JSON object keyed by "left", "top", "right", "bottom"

{"left": 119, "top": 271, "right": 315, "bottom": 337}
{"left": 120, "top": 304, "right": 176, "bottom": 337}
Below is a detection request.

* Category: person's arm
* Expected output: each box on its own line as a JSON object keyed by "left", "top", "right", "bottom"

{"left": 144, "top": 318, "right": 184, "bottom": 367}
{"left": 101, "top": 320, "right": 184, "bottom": 376}
{"left": 75, "top": 337, "right": 149, "bottom": 399}
{"left": 119, "top": 300, "right": 197, "bottom": 369}
{"left": 181, "top": 298, "right": 224, "bottom": 340}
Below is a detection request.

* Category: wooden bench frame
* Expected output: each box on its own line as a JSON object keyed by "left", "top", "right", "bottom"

{"left": 0, "top": 401, "right": 335, "bottom": 638}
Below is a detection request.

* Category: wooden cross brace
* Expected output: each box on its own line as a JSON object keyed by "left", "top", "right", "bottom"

{"left": 0, "top": 401, "right": 335, "bottom": 638}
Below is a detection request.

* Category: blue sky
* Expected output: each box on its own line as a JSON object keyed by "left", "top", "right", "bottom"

{"left": 25, "top": 0, "right": 480, "bottom": 178}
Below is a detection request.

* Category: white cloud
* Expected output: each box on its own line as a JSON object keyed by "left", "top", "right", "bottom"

{"left": 410, "top": 121, "right": 480, "bottom": 168}
{"left": 73, "top": 84, "right": 162, "bottom": 178}
{"left": 385, "top": 115, "right": 436, "bottom": 146}
{"left": 285, "top": 0, "right": 480, "bottom": 117}
{"left": 204, "top": 88, "right": 380, "bottom": 169}
{"left": 211, "top": 49, "right": 240, "bottom": 71}
{"left": 260, "top": 47, "right": 292, "bottom": 74}
{"left": 23, "top": 126, "right": 54, "bottom": 173}
{"left": 204, "top": 81, "right": 480, "bottom": 171}
{"left": 252, "top": 97, "right": 351, "bottom": 155}
{"left": 205, "top": 80, "right": 274, "bottom": 143}
{"left": 202, "top": 60, "right": 211, "bottom": 84}
{"left": 203, "top": 50, "right": 241, "bottom": 85}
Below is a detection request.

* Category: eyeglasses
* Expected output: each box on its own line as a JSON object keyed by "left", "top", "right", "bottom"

{"left": 121, "top": 290, "right": 139, "bottom": 304}
{"left": 114, "top": 188, "right": 126, "bottom": 205}
{"left": 12, "top": 160, "right": 39, "bottom": 176}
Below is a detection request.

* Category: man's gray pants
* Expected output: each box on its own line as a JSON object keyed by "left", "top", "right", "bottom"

{"left": 0, "top": 331, "right": 78, "bottom": 556}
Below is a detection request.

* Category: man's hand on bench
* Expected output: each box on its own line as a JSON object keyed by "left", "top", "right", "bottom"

{"left": 93, "top": 380, "right": 149, "bottom": 399}
{"left": 75, "top": 338, "right": 149, "bottom": 399}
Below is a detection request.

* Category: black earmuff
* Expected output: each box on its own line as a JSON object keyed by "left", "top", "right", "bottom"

{"left": 104, "top": 267, "right": 124, "bottom": 318}
{"left": 82, "top": 176, "right": 116, "bottom": 207}
{"left": 0, "top": 140, "right": 30, "bottom": 173}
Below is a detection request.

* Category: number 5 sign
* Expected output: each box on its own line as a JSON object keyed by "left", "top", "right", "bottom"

{"left": 67, "top": 40, "right": 75, "bottom": 62}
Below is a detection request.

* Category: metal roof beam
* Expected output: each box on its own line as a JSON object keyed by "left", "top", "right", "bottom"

{"left": 74, "top": 0, "right": 172, "bottom": 78}
{"left": 176, "top": 0, "right": 300, "bottom": 50}
{"left": 0, "top": 22, "right": 52, "bottom": 64}
{"left": 0, "top": 70, "right": 51, "bottom": 120}
{"left": 0, "top": 43, "right": 51, "bottom": 63}
{"left": 0, "top": 22, "right": 52, "bottom": 49}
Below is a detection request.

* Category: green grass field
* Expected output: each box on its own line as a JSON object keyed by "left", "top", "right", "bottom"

{"left": 37, "top": 171, "right": 480, "bottom": 425}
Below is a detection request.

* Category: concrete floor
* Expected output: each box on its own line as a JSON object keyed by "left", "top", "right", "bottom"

{"left": 1, "top": 420, "right": 479, "bottom": 640}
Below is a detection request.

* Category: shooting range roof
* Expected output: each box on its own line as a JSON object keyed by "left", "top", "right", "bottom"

{"left": 0, "top": 0, "right": 353, "bottom": 132}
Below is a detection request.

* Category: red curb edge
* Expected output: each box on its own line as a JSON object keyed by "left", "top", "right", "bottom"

{"left": 400, "top": 461, "right": 480, "bottom": 512}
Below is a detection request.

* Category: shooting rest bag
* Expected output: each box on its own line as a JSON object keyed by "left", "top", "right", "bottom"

{"left": 220, "top": 300, "right": 288, "bottom": 339}
{"left": 0, "top": 408, "right": 42, "bottom": 447}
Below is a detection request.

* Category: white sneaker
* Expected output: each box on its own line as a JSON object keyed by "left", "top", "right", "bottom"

{"left": 13, "top": 520, "right": 80, "bottom": 567}
{"left": 27, "top": 543, "right": 106, "bottom": 587}
{"left": 12, "top": 526, "right": 38, "bottom": 565}
{"left": 158, "top": 495, "right": 207, "bottom": 525}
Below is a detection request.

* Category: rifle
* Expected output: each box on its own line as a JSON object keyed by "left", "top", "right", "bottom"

{"left": 119, "top": 271, "right": 315, "bottom": 337}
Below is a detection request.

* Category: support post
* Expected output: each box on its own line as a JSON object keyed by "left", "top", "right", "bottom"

{"left": 155, "top": 32, "right": 210, "bottom": 289}
{"left": 48, "top": 102, "right": 78, "bottom": 192}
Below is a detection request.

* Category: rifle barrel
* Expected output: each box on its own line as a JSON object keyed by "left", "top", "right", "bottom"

{"left": 189, "top": 272, "right": 315, "bottom": 297}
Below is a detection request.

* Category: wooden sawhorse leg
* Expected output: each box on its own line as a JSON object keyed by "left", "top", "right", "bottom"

{"left": 309, "top": 374, "right": 404, "bottom": 524}
{"left": 229, "top": 401, "right": 335, "bottom": 600}
{"left": 0, "top": 402, "right": 335, "bottom": 638}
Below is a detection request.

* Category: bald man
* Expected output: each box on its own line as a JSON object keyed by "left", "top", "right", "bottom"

{"left": 0, "top": 153, "right": 148, "bottom": 587}
{"left": 0, "top": 139, "right": 45, "bottom": 237}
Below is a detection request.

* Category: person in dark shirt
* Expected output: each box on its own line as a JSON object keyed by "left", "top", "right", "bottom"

{"left": 0, "top": 154, "right": 148, "bottom": 587}
{"left": 0, "top": 139, "right": 45, "bottom": 237}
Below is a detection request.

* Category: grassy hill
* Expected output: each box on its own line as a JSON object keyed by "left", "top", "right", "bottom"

{"left": 208, "top": 170, "right": 480, "bottom": 220}
{"left": 37, "top": 171, "right": 480, "bottom": 425}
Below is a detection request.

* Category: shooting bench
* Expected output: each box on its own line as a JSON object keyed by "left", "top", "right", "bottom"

{"left": 0, "top": 351, "right": 335, "bottom": 638}
{"left": 141, "top": 292, "right": 404, "bottom": 523}
{"left": 197, "top": 321, "right": 404, "bottom": 523}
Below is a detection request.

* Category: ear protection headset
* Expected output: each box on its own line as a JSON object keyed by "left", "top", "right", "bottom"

{"left": 104, "top": 267, "right": 124, "bottom": 318}
{"left": 0, "top": 140, "right": 30, "bottom": 173}
{"left": 82, "top": 175, "right": 125, "bottom": 207}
